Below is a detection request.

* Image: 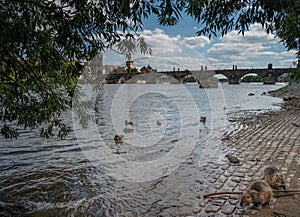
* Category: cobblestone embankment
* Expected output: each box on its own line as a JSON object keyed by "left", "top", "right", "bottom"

{"left": 197, "top": 101, "right": 300, "bottom": 216}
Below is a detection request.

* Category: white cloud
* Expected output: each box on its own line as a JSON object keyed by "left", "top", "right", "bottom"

{"left": 140, "top": 28, "right": 210, "bottom": 55}
{"left": 221, "top": 23, "right": 277, "bottom": 44}
{"left": 207, "top": 24, "right": 293, "bottom": 66}
{"left": 141, "top": 28, "right": 182, "bottom": 54}
{"left": 279, "top": 50, "right": 297, "bottom": 58}
{"left": 104, "top": 24, "right": 296, "bottom": 70}
{"left": 206, "top": 57, "right": 220, "bottom": 63}
{"left": 208, "top": 42, "right": 264, "bottom": 58}
{"left": 182, "top": 36, "right": 210, "bottom": 49}
{"left": 207, "top": 23, "right": 282, "bottom": 62}
{"left": 133, "top": 55, "right": 208, "bottom": 71}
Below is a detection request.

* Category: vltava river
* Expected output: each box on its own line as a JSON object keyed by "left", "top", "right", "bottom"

{"left": 0, "top": 83, "right": 285, "bottom": 216}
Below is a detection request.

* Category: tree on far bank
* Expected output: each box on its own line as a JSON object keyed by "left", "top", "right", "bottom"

{"left": 1, "top": 0, "right": 299, "bottom": 139}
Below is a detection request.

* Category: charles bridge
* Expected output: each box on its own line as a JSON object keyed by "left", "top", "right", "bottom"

{"left": 103, "top": 64, "right": 295, "bottom": 85}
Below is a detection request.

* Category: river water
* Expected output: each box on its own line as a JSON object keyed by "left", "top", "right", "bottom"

{"left": 0, "top": 83, "right": 286, "bottom": 216}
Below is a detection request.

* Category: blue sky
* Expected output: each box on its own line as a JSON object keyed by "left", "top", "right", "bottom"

{"left": 102, "top": 14, "right": 297, "bottom": 71}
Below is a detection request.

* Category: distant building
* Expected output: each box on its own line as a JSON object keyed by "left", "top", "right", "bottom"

{"left": 101, "top": 65, "right": 119, "bottom": 74}
{"left": 140, "top": 65, "right": 156, "bottom": 73}
{"left": 111, "top": 60, "right": 143, "bottom": 74}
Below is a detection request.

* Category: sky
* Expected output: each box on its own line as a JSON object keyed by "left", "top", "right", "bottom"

{"left": 102, "top": 13, "right": 297, "bottom": 72}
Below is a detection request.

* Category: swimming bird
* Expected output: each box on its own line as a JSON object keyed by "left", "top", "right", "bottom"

{"left": 114, "top": 135, "right": 122, "bottom": 144}
{"left": 157, "top": 120, "right": 161, "bottom": 126}
{"left": 125, "top": 120, "right": 133, "bottom": 126}
{"left": 123, "top": 127, "right": 133, "bottom": 133}
{"left": 200, "top": 116, "right": 206, "bottom": 123}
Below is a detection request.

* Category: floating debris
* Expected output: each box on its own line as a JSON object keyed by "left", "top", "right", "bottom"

{"left": 225, "top": 154, "right": 240, "bottom": 164}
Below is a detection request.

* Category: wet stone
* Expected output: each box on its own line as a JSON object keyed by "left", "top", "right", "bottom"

{"left": 220, "top": 164, "right": 230, "bottom": 170}
{"left": 227, "top": 180, "right": 238, "bottom": 188}
{"left": 199, "top": 166, "right": 208, "bottom": 172}
{"left": 228, "top": 198, "right": 239, "bottom": 205}
{"left": 286, "top": 177, "right": 292, "bottom": 184}
{"left": 198, "top": 200, "right": 206, "bottom": 207}
{"left": 231, "top": 177, "right": 241, "bottom": 183}
{"left": 237, "top": 168, "right": 250, "bottom": 173}
{"left": 256, "top": 171, "right": 263, "bottom": 179}
{"left": 221, "top": 204, "right": 236, "bottom": 215}
{"left": 176, "top": 206, "right": 193, "bottom": 216}
{"left": 205, "top": 204, "right": 221, "bottom": 213}
{"left": 220, "top": 185, "right": 235, "bottom": 192}
{"left": 246, "top": 171, "right": 254, "bottom": 178}
{"left": 216, "top": 175, "right": 228, "bottom": 184}
{"left": 214, "top": 168, "right": 225, "bottom": 176}
{"left": 241, "top": 163, "right": 254, "bottom": 169}
{"left": 198, "top": 213, "right": 215, "bottom": 217}
{"left": 210, "top": 172, "right": 222, "bottom": 180}
{"left": 250, "top": 164, "right": 260, "bottom": 172}
{"left": 210, "top": 182, "right": 224, "bottom": 190}
{"left": 211, "top": 199, "right": 226, "bottom": 206}
{"left": 201, "top": 172, "right": 211, "bottom": 179}
{"left": 195, "top": 179, "right": 204, "bottom": 184}
{"left": 249, "top": 209, "right": 259, "bottom": 215}
{"left": 236, "top": 183, "right": 248, "bottom": 192}
{"left": 233, "top": 172, "right": 245, "bottom": 178}
{"left": 192, "top": 207, "right": 202, "bottom": 214}
{"left": 207, "top": 176, "right": 217, "bottom": 184}
{"left": 223, "top": 170, "right": 232, "bottom": 177}
{"left": 241, "top": 176, "right": 252, "bottom": 182}
{"left": 199, "top": 184, "right": 210, "bottom": 190}
{"left": 234, "top": 208, "right": 246, "bottom": 215}
{"left": 200, "top": 188, "right": 214, "bottom": 195}
{"left": 208, "top": 163, "right": 219, "bottom": 169}
{"left": 227, "top": 167, "right": 237, "bottom": 173}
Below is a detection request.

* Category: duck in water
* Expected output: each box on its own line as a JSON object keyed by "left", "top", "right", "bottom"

{"left": 200, "top": 116, "right": 206, "bottom": 123}
{"left": 114, "top": 135, "right": 122, "bottom": 144}
{"left": 125, "top": 120, "right": 133, "bottom": 126}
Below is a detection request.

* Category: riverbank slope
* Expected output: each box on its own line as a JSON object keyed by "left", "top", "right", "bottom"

{"left": 245, "top": 83, "right": 300, "bottom": 216}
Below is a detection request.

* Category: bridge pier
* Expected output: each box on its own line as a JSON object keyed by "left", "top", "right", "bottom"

{"left": 228, "top": 76, "right": 241, "bottom": 84}
{"left": 263, "top": 75, "right": 276, "bottom": 84}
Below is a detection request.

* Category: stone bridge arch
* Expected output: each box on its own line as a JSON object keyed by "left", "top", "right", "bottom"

{"left": 214, "top": 68, "right": 291, "bottom": 84}
{"left": 182, "top": 74, "right": 199, "bottom": 83}
{"left": 240, "top": 72, "right": 263, "bottom": 82}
